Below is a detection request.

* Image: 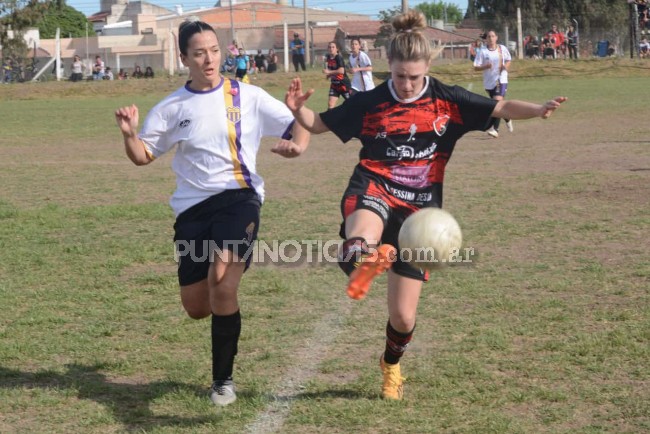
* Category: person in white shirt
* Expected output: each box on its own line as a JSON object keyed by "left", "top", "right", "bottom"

{"left": 348, "top": 38, "right": 375, "bottom": 94}
{"left": 92, "top": 55, "right": 105, "bottom": 80}
{"left": 640, "top": 37, "right": 650, "bottom": 58}
{"left": 473, "top": 30, "right": 513, "bottom": 138}
{"left": 70, "top": 55, "right": 85, "bottom": 82}
{"left": 114, "top": 18, "right": 309, "bottom": 407}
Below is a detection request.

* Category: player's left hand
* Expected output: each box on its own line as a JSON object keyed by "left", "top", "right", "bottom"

{"left": 271, "top": 139, "right": 304, "bottom": 158}
{"left": 541, "top": 96, "right": 568, "bottom": 119}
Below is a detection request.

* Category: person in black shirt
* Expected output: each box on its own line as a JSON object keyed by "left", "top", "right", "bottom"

{"left": 285, "top": 11, "right": 567, "bottom": 401}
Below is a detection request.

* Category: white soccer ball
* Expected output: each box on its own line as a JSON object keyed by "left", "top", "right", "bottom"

{"left": 398, "top": 208, "right": 463, "bottom": 270}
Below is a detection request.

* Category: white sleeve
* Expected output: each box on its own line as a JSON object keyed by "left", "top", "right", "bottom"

{"left": 503, "top": 45, "right": 512, "bottom": 62}
{"left": 256, "top": 89, "right": 295, "bottom": 139}
{"left": 139, "top": 105, "right": 177, "bottom": 159}
{"left": 361, "top": 52, "right": 372, "bottom": 67}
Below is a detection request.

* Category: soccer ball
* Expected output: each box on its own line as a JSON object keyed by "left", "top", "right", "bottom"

{"left": 398, "top": 208, "right": 463, "bottom": 270}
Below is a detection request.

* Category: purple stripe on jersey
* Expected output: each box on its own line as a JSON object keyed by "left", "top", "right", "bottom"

{"left": 281, "top": 120, "right": 295, "bottom": 140}
{"left": 230, "top": 80, "right": 253, "bottom": 188}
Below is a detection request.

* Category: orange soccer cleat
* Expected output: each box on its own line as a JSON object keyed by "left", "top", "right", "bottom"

{"left": 346, "top": 244, "right": 396, "bottom": 300}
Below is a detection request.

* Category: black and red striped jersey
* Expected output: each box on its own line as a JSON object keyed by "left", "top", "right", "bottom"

{"left": 325, "top": 53, "right": 347, "bottom": 83}
{"left": 320, "top": 76, "right": 497, "bottom": 207}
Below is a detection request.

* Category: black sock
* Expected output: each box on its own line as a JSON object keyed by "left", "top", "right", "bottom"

{"left": 211, "top": 310, "right": 241, "bottom": 382}
{"left": 383, "top": 320, "right": 415, "bottom": 365}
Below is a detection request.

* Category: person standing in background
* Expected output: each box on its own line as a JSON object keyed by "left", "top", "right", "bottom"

{"left": 473, "top": 30, "right": 513, "bottom": 138}
{"left": 266, "top": 49, "right": 278, "bottom": 73}
{"left": 323, "top": 41, "right": 350, "bottom": 109}
{"left": 567, "top": 25, "right": 578, "bottom": 60}
{"left": 348, "top": 38, "right": 375, "bottom": 95}
{"left": 291, "top": 32, "right": 306, "bottom": 72}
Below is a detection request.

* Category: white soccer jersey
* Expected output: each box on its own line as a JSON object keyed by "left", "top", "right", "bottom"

{"left": 349, "top": 51, "right": 375, "bottom": 92}
{"left": 139, "top": 78, "right": 295, "bottom": 216}
{"left": 473, "top": 44, "right": 511, "bottom": 90}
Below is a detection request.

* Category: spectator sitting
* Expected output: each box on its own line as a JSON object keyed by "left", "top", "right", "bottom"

{"left": 103, "top": 66, "right": 114, "bottom": 80}
{"left": 118, "top": 68, "right": 129, "bottom": 80}
{"left": 254, "top": 49, "right": 266, "bottom": 73}
{"left": 542, "top": 33, "right": 556, "bottom": 59}
{"left": 524, "top": 35, "right": 540, "bottom": 59}
{"left": 92, "top": 55, "right": 105, "bottom": 80}
{"left": 132, "top": 65, "right": 144, "bottom": 78}
{"left": 640, "top": 37, "right": 649, "bottom": 58}
{"left": 70, "top": 55, "right": 85, "bottom": 82}
{"left": 144, "top": 66, "right": 154, "bottom": 78}
{"left": 221, "top": 53, "right": 236, "bottom": 73}
{"left": 266, "top": 49, "right": 278, "bottom": 73}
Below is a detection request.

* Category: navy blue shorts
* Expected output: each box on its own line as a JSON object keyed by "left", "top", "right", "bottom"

{"left": 487, "top": 82, "right": 508, "bottom": 98}
{"left": 173, "top": 189, "right": 261, "bottom": 286}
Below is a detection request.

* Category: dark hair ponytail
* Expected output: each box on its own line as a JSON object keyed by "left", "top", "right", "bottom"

{"left": 178, "top": 19, "right": 217, "bottom": 55}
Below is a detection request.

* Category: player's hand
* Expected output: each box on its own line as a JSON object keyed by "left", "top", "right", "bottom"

{"left": 285, "top": 77, "right": 314, "bottom": 112}
{"left": 271, "top": 139, "right": 304, "bottom": 158}
{"left": 115, "top": 104, "right": 139, "bottom": 136}
{"left": 540, "top": 96, "right": 568, "bottom": 119}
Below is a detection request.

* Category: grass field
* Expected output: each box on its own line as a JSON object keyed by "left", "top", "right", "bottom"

{"left": 0, "top": 58, "right": 648, "bottom": 433}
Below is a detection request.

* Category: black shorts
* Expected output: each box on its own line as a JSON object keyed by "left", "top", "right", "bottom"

{"left": 339, "top": 178, "right": 433, "bottom": 282}
{"left": 235, "top": 68, "right": 247, "bottom": 79}
{"left": 173, "top": 189, "right": 261, "bottom": 286}
{"left": 329, "top": 80, "right": 351, "bottom": 99}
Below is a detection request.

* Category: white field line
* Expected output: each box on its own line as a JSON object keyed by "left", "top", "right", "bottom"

{"left": 244, "top": 298, "right": 352, "bottom": 434}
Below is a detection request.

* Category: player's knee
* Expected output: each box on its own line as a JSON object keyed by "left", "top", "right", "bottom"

{"left": 338, "top": 237, "right": 369, "bottom": 276}
{"left": 183, "top": 304, "right": 211, "bottom": 319}
{"left": 389, "top": 314, "right": 417, "bottom": 332}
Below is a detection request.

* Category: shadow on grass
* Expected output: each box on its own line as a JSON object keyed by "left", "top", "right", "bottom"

{"left": 0, "top": 363, "right": 220, "bottom": 430}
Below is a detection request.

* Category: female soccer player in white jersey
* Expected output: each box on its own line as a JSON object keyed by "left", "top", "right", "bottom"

{"left": 285, "top": 11, "right": 566, "bottom": 401}
{"left": 473, "top": 29, "right": 513, "bottom": 138}
{"left": 115, "top": 19, "right": 309, "bottom": 407}
{"left": 348, "top": 38, "right": 375, "bottom": 94}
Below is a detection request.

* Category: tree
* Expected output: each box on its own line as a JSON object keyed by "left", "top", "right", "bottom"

{"left": 375, "top": 7, "right": 402, "bottom": 49}
{"left": 415, "top": 2, "right": 464, "bottom": 24}
{"left": 38, "top": 3, "right": 93, "bottom": 39}
{"left": 1, "top": 0, "right": 49, "bottom": 60}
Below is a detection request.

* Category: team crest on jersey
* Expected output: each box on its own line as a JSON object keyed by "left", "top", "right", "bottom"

{"left": 227, "top": 107, "right": 241, "bottom": 124}
{"left": 433, "top": 115, "right": 450, "bottom": 136}
{"left": 179, "top": 119, "right": 191, "bottom": 128}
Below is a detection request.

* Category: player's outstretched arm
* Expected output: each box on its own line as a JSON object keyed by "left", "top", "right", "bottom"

{"left": 285, "top": 77, "right": 330, "bottom": 134}
{"left": 492, "top": 96, "right": 568, "bottom": 120}
{"left": 271, "top": 122, "right": 311, "bottom": 158}
{"left": 115, "top": 104, "right": 152, "bottom": 166}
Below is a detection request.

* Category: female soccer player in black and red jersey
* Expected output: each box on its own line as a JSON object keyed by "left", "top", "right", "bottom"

{"left": 322, "top": 41, "right": 351, "bottom": 109}
{"left": 285, "top": 10, "right": 566, "bottom": 401}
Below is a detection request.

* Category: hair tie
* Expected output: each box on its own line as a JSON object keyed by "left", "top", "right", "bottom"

{"left": 399, "top": 29, "right": 413, "bottom": 33}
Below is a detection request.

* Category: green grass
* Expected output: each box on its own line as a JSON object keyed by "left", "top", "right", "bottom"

{"left": 0, "top": 59, "right": 649, "bottom": 433}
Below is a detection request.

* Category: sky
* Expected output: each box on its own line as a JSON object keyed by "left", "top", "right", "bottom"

{"left": 65, "top": 0, "right": 467, "bottom": 20}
